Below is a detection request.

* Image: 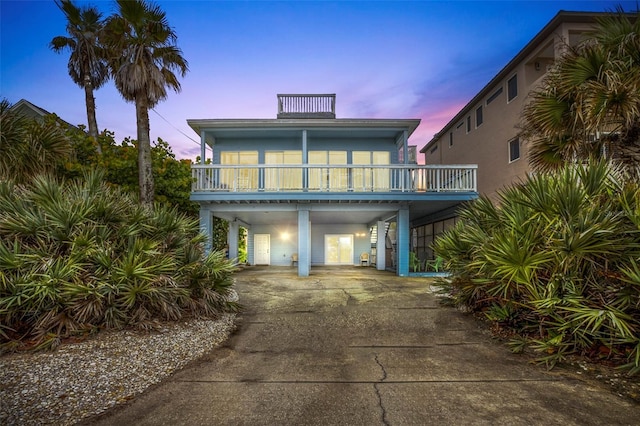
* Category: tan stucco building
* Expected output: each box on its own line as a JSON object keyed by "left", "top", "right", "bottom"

{"left": 420, "top": 11, "right": 605, "bottom": 200}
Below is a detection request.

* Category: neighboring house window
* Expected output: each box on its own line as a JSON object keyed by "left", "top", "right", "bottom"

{"left": 456, "top": 121, "right": 464, "bottom": 129}
{"left": 476, "top": 106, "right": 483, "bottom": 127}
{"left": 487, "top": 87, "right": 503, "bottom": 105}
{"left": 466, "top": 116, "right": 471, "bottom": 133}
{"left": 430, "top": 144, "right": 438, "bottom": 154}
{"left": 449, "top": 132, "right": 453, "bottom": 147}
{"left": 509, "top": 138, "right": 520, "bottom": 162}
{"left": 507, "top": 74, "right": 518, "bottom": 102}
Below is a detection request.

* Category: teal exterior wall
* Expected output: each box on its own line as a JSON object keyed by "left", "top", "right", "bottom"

{"left": 211, "top": 137, "right": 399, "bottom": 165}
{"left": 310, "top": 224, "right": 371, "bottom": 265}
{"left": 247, "top": 223, "right": 372, "bottom": 267}
{"left": 247, "top": 225, "right": 298, "bottom": 266}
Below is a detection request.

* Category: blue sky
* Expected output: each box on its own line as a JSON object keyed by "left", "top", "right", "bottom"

{"left": 1, "top": 0, "right": 635, "bottom": 159}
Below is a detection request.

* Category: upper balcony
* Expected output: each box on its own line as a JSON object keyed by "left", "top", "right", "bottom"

{"left": 277, "top": 94, "right": 336, "bottom": 119}
{"left": 192, "top": 164, "right": 477, "bottom": 194}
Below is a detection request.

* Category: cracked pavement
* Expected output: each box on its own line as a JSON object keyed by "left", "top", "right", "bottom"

{"left": 89, "top": 266, "right": 639, "bottom": 425}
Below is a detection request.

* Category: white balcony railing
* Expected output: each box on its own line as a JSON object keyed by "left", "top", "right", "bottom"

{"left": 192, "top": 164, "right": 477, "bottom": 193}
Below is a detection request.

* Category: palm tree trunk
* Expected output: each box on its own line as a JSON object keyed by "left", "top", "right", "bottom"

{"left": 135, "top": 95, "right": 154, "bottom": 208}
{"left": 83, "top": 75, "right": 102, "bottom": 155}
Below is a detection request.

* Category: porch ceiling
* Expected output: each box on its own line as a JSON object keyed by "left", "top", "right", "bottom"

{"left": 202, "top": 197, "right": 475, "bottom": 227}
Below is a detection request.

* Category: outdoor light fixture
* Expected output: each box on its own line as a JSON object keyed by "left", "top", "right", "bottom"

{"left": 281, "top": 232, "right": 290, "bottom": 240}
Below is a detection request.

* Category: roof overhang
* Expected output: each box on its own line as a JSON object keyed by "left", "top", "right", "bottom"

{"left": 187, "top": 118, "right": 421, "bottom": 146}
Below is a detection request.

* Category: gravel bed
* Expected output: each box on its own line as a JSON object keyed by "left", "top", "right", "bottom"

{"left": 0, "top": 312, "right": 237, "bottom": 425}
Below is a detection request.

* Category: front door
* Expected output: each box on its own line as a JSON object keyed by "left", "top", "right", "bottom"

{"left": 254, "top": 234, "right": 271, "bottom": 265}
{"left": 325, "top": 234, "right": 353, "bottom": 265}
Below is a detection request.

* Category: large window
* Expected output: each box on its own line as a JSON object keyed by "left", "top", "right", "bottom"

{"left": 220, "top": 151, "right": 258, "bottom": 190}
{"left": 325, "top": 234, "right": 353, "bottom": 265}
{"left": 509, "top": 138, "right": 520, "bottom": 162}
{"left": 507, "top": 74, "right": 518, "bottom": 102}
{"left": 265, "top": 151, "right": 302, "bottom": 190}
{"left": 352, "top": 151, "right": 390, "bottom": 191}
{"left": 309, "top": 150, "right": 347, "bottom": 191}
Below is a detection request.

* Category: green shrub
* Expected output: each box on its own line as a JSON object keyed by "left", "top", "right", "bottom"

{"left": 0, "top": 171, "right": 238, "bottom": 351}
{"left": 434, "top": 160, "right": 640, "bottom": 374}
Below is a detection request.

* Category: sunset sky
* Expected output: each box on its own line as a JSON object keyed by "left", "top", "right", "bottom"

{"left": 1, "top": 0, "right": 634, "bottom": 159}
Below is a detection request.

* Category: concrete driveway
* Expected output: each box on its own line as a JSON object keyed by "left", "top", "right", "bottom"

{"left": 90, "top": 266, "right": 638, "bottom": 425}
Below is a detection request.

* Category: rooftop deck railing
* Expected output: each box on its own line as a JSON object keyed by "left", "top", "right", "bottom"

{"left": 277, "top": 94, "right": 336, "bottom": 119}
{"left": 192, "top": 164, "right": 477, "bottom": 193}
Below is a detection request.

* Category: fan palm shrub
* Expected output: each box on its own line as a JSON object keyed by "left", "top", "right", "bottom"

{"left": 0, "top": 171, "right": 237, "bottom": 351}
{"left": 434, "top": 160, "right": 640, "bottom": 374}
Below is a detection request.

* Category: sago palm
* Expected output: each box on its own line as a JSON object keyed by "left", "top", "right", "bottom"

{"left": 103, "top": 0, "right": 188, "bottom": 207}
{"left": 50, "top": 0, "right": 108, "bottom": 152}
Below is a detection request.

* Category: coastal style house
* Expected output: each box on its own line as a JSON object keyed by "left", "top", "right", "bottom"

{"left": 420, "top": 11, "right": 608, "bottom": 199}
{"left": 190, "top": 94, "right": 477, "bottom": 276}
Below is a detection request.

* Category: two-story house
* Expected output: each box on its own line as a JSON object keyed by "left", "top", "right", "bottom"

{"left": 189, "top": 94, "right": 477, "bottom": 276}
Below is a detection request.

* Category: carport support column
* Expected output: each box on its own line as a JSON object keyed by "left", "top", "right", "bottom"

{"left": 297, "top": 208, "right": 310, "bottom": 277}
{"left": 397, "top": 207, "right": 410, "bottom": 276}
{"left": 376, "top": 220, "right": 386, "bottom": 271}
{"left": 228, "top": 221, "right": 239, "bottom": 262}
{"left": 199, "top": 207, "right": 213, "bottom": 254}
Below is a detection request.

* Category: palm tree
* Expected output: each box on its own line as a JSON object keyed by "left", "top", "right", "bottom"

{"left": 520, "top": 9, "right": 640, "bottom": 171}
{"left": 50, "top": 0, "right": 108, "bottom": 154}
{"left": 104, "top": 0, "right": 188, "bottom": 207}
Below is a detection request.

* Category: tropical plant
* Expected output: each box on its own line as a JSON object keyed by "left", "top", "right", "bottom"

{"left": 520, "top": 8, "right": 640, "bottom": 171}
{"left": 0, "top": 170, "right": 238, "bottom": 351}
{"left": 58, "top": 126, "right": 199, "bottom": 215}
{"left": 434, "top": 160, "right": 640, "bottom": 374}
{"left": 0, "top": 100, "right": 72, "bottom": 183}
{"left": 103, "top": 0, "right": 189, "bottom": 207}
{"left": 50, "top": 0, "right": 109, "bottom": 152}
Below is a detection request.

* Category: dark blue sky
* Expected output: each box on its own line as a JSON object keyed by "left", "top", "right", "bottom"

{"left": 0, "top": 0, "right": 634, "bottom": 158}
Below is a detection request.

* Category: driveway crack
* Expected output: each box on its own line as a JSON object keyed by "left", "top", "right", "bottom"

{"left": 342, "top": 289, "right": 357, "bottom": 306}
{"left": 374, "top": 354, "right": 390, "bottom": 425}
